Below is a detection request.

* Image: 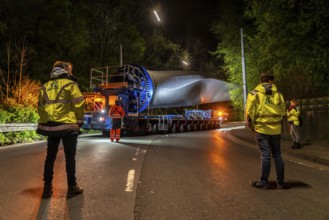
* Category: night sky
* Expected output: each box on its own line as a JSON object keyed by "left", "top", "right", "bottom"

{"left": 148, "top": 0, "right": 219, "bottom": 51}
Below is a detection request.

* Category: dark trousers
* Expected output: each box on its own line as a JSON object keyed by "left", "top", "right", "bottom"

{"left": 43, "top": 135, "right": 78, "bottom": 186}
{"left": 255, "top": 132, "right": 285, "bottom": 185}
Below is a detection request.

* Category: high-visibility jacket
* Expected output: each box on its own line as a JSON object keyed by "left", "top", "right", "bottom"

{"left": 287, "top": 105, "right": 300, "bottom": 126}
{"left": 37, "top": 70, "right": 85, "bottom": 137}
{"left": 108, "top": 105, "right": 125, "bottom": 119}
{"left": 245, "top": 83, "right": 286, "bottom": 135}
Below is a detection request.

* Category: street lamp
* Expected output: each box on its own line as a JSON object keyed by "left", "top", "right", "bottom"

{"left": 152, "top": 6, "right": 188, "bottom": 69}
{"left": 153, "top": 10, "right": 161, "bottom": 22}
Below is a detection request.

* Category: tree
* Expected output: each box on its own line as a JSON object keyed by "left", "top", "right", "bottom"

{"left": 212, "top": 0, "right": 329, "bottom": 118}
{"left": 141, "top": 31, "right": 186, "bottom": 70}
{"left": 211, "top": 0, "right": 249, "bottom": 118}
{"left": 245, "top": 0, "right": 329, "bottom": 98}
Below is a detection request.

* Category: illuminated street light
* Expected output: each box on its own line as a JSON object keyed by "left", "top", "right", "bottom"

{"left": 182, "top": 60, "right": 189, "bottom": 66}
{"left": 153, "top": 10, "right": 161, "bottom": 22}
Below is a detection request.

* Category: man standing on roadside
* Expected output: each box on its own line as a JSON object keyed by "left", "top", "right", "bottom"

{"left": 287, "top": 99, "right": 302, "bottom": 149}
{"left": 37, "top": 61, "right": 85, "bottom": 198}
{"left": 245, "top": 72, "right": 287, "bottom": 190}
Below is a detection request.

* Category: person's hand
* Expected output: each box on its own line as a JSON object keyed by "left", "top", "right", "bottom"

{"left": 247, "top": 118, "right": 255, "bottom": 132}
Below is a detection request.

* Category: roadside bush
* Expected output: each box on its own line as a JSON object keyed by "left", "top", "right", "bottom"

{"left": 0, "top": 133, "right": 8, "bottom": 146}
{"left": 5, "top": 105, "right": 39, "bottom": 123}
{"left": 0, "top": 105, "right": 41, "bottom": 146}
{"left": 1, "top": 131, "right": 45, "bottom": 146}
{"left": 0, "top": 108, "right": 12, "bottom": 123}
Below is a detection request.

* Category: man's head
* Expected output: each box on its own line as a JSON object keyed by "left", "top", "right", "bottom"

{"left": 53, "top": 61, "right": 73, "bottom": 75}
{"left": 260, "top": 71, "right": 274, "bottom": 83}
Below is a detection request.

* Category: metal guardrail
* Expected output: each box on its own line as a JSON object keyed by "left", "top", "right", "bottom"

{"left": 0, "top": 123, "right": 37, "bottom": 132}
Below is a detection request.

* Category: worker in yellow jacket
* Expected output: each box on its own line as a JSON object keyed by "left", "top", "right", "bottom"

{"left": 37, "top": 61, "right": 85, "bottom": 198}
{"left": 245, "top": 72, "right": 287, "bottom": 190}
{"left": 287, "top": 99, "right": 301, "bottom": 149}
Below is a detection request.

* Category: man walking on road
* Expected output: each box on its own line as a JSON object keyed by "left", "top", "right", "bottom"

{"left": 245, "top": 72, "right": 287, "bottom": 190}
{"left": 37, "top": 61, "right": 85, "bottom": 198}
{"left": 108, "top": 100, "right": 125, "bottom": 142}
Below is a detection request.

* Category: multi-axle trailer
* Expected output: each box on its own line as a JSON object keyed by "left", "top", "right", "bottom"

{"left": 82, "top": 64, "right": 231, "bottom": 136}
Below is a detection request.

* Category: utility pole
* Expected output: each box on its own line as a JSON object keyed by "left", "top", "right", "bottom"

{"left": 240, "top": 28, "right": 248, "bottom": 125}
{"left": 120, "top": 44, "right": 123, "bottom": 66}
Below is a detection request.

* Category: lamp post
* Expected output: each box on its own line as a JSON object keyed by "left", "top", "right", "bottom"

{"left": 240, "top": 28, "right": 248, "bottom": 126}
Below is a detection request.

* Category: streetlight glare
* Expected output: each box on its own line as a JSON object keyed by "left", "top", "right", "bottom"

{"left": 153, "top": 10, "right": 161, "bottom": 22}
{"left": 182, "top": 61, "right": 189, "bottom": 66}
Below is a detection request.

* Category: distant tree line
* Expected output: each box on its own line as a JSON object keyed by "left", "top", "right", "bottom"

{"left": 212, "top": 0, "right": 329, "bottom": 117}
{"left": 2, "top": 0, "right": 327, "bottom": 120}
{"left": 1, "top": 0, "right": 218, "bottom": 107}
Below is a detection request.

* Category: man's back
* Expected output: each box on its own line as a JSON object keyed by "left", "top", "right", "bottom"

{"left": 246, "top": 82, "right": 286, "bottom": 135}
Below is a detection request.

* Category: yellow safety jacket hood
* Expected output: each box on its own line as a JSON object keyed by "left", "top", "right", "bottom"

{"left": 245, "top": 83, "right": 286, "bottom": 135}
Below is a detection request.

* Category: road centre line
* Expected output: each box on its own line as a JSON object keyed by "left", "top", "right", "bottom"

{"left": 132, "top": 147, "right": 140, "bottom": 161}
{"left": 125, "top": 169, "right": 135, "bottom": 192}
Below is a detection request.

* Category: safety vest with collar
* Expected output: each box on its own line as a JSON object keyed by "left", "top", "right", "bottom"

{"left": 245, "top": 83, "right": 286, "bottom": 135}
{"left": 37, "top": 77, "right": 85, "bottom": 136}
{"left": 109, "top": 105, "right": 125, "bottom": 119}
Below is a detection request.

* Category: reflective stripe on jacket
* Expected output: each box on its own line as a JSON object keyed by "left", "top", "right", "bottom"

{"left": 245, "top": 83, "right": 286, "bottom": 135}
{"left": 108, "top": 105, "right": 125, "bottom": 119}
{"left": 37, "top": 78, "right": 85, "bottom": 129}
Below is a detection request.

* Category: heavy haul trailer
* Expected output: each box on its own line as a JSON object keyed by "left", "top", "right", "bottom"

{"left": 82, "top": 64, "right": 231, "bottom": 136}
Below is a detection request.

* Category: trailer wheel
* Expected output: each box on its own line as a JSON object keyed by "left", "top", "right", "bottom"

{"left": 193, "top": 123, "right": 198, "bottom": 131}
{"left": 211, "top": 122, "right": 215, "bottom": 129}
{"left": 172, "top": 124, "right": 177, "bottom": 133}
{"left": 138, "top": 126, "right": 146, "bottom": 136}
{"left": 152, "top": 124, "right": 158, "bottom": 134}
{"left": 199, "top": 123, "right": 204, "bottom": 131}
{"left": 187, "top": 124, "right": 192, "bottom": 132}
{"left": 213, "top": 121, "right": 218, "bottom": 129}
{"left": 179, "top": 124, "right": 185, "bottom": 133}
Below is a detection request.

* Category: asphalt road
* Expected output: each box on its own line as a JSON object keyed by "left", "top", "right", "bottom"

{"left": 0, "top": 123, "right": 328, "bottom": 220}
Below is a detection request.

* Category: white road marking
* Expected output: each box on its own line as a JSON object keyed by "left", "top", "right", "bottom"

{"left": 135, "top": 147, "right": 140, "bottom": 157}
{"left": 125, "top": 169, "right": 135, "bottom": 192}
{"left": 222, "top": 129, "right": 328, "bottom": 171}
{"left": 132, "top": 147, "right": 140, "bottom": 161}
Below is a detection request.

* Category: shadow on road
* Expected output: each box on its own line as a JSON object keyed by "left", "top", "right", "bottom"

{"left": 264, "top": 181, "right": 312, "bottom": 190}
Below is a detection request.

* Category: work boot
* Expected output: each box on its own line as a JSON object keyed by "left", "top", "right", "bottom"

{"left": 116, "top": 139, "right": 119, "bottom": 142}
{"left": 290, "top": 142, "right": 297, "bottom": 149}
{"left": 42, "top": 184, "right": 53, "bottom": 198}
{"left": 295, "top": 142, "right": 301, "bottom": 149}
{"left": 67, "top": 184, "right": 83, "bottom": 198}
{"left": 277, "top": 183, "right": 289, "bottom": 190}
{"left": 110, "top": 139, "right": 114, "bottom": 142}
{"left": 250, "top": 181, "right": 268, "bottom": 190}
